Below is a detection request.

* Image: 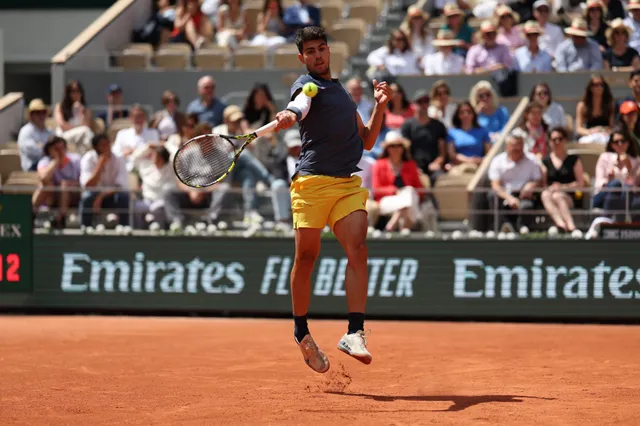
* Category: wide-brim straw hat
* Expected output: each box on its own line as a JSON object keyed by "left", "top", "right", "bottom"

{"left": 496, "top": 5, "right": 520, "bottom": 24}
{"left": 407, "top": 4, "right": 430, "bottom": 21}
{"left": 564, "top": 18, "right": 591, "bottom": 37}
{"left": 28, "top": 98, "right": 48, "bottom": 114}
{"left": 443, "top": 3, "right": 463, "bottom": 17}
{"left": 606, "top": 18, "right": 632, "bottom": 42}
{"left": 381, "top": 131, "right": 411, "bottom": 151}
{"left": 432, "top": 28, "right": 463, "bottom": 47}
{"left": 522, "top": 20, "right": 544, "bottom": 35}
{"left": 480, "top": 20, "right": 498, "bottom": 34}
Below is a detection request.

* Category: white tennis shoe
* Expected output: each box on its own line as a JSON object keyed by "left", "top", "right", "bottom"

{"left": 297, "top": 334, "right": 330, "bottom": 374}
{"left": 337, "top": 330, "right": 372, "bottom": 365}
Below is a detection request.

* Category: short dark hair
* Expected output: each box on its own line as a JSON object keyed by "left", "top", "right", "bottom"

{"left": 630, "top": 70, "right": 640, "bottom": 81}
{"left": 452, "top": 101, "right": 480, "bottom": 129}
{"left": 295, "top": 26, "right": 328, "bottom": 53}
{"left": 549, "top": 127, "right": 569, "bottom": 140}
{"left": 91, "top": 133, "right": 109, "bottom": 150}
{"left": 152, "top": 146, "right": 170, "bottom": 164}
{"left": 43, "top": 135, "right": 66, "bottom": 157}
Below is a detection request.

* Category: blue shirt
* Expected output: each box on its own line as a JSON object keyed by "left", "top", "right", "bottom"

{"left": 447, "top": 127, "right": 489, "bottom": 158}
{"left": 289, "top": 74, "right": 363, "bottom": 177}
{"left": 186, "top": 97, "right": 226, "bottom": 127}
{"left": 514, "top": 46, "right": 553, "bottom": 73}
{"left": 478, "top": 106, "right": 510, "bottom": 134}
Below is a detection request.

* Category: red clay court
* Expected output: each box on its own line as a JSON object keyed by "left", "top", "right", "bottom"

{"left": 1, "top": 316, "right": 639, "bottom": 425}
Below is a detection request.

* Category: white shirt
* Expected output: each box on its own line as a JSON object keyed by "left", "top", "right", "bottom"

{"left": 543, "top": 102, "right": 567, "bottom": 129}
{"left": 366, "top": 46, "right": 420, "bottom": 76}
{"left": 286, "top": 155, "right": 297, "bottom": 180}
{"left": 156, "top": 111, "right": 178, "bottom": 139}
{"left": 624, "top": 17, "right": 640, "bottom": 52}
{"left": 411, "top": 32, "right": 435, "bottom": 59}
{"left": 423, "top": 51, "right": 465, "bottom": 76}
{"left": 112, "top": 127, "right": 161, "bottom": 171}
{"left": 428, "top": 103, "right": 457, "bottom": 129}
{"left": 17, "top": 122, "right": 54, "bottom": 171}
{"left": 130, "top": 144, "right": 177, "bottom": 201}
{"left": 488, "top": 152, "right": 542, "bottom": 193}
{"left": 80, "top": 150, "right": 129, "bottom": 189}
{"left": 538, "top": 22, "right": 565, "bottom": 58}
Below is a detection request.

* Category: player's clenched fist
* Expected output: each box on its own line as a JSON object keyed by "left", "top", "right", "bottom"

{"left": 275, "top": 110, "right": 297, "bottom": 131}
{"left": 372, "top": 79, "right": 393, "bottom": 106}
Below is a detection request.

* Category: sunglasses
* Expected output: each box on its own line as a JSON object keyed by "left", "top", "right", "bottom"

{"left": 478, "top": 92, "right": 492, "bottom": 99}
{"left": 416, "top": 97, "right": 430, "bottom": 104}
{"left": 613, "top": 139, "right": 629, "bottom": 145}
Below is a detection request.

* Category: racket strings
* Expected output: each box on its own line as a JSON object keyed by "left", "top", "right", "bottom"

{"left": 174, "top": 136, "right": 235, "bottom": 187}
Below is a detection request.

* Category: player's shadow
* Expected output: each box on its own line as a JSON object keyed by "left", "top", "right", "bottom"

{"left": 325, "top": 392, "right": 555, "bottom": 412}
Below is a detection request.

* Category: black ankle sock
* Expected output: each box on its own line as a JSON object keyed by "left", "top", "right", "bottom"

{"left": 294, "top": 315, "right": 309, "bottom": 343}
{"left": 347, "top": 312, "right": 365, "bottom": 334}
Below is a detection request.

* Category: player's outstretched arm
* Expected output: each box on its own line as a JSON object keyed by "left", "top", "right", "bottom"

{"left": 358, "top": 79, "right": 393, "bottom": 150}
{"left": 274, "top": 90, "right": 312, "bottom": 132}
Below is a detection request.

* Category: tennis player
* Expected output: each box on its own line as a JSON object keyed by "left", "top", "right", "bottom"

{"left": 274, "top": 26, "right": 392, "bottom": 373}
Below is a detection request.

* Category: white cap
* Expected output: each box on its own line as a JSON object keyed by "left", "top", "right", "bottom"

{"left": 533, "top": 0, "right": 551, "bottom": 9}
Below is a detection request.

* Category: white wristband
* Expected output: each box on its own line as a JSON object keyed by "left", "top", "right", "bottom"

{"left": 285, "top": 91, "right": 312, "bottom": 121}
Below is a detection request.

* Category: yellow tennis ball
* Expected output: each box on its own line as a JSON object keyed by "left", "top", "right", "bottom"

{"left": 303, "top": 82, "right": 318, "bottom": 98}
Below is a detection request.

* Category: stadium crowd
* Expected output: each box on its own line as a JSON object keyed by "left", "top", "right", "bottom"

{"left": 9, "top": 0, "right": 640, "bottom": 235}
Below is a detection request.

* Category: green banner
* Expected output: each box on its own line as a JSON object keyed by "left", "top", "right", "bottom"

{"left": 0, "top": 195, "right": 33, "bottom": 293}
{"left": 2, "top": 235, "right": 639, "bottom": 320}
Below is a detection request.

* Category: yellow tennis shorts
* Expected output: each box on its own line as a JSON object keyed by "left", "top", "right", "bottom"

{"left": 290, "top": 174, "right": 369, "bottom": 230}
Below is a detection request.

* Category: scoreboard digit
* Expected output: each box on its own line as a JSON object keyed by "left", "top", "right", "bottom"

{"left": 0, "top": 194, "right": 33, "bottom": 293}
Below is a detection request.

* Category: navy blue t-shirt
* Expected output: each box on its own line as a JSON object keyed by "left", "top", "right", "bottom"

{"left": 289, "top": 73, "right": 363, "bottom": 178}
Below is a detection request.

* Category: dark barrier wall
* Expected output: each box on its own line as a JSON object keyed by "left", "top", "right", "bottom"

{"left": 1, "top": 236, "right": 639, "bottom": 320}
{"left": 0, "top": 195, "right": 33, "bottom": 293}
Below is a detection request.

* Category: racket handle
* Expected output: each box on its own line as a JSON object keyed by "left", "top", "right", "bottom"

{"left": 254, "top": 120, "right": 278, "bottom": 138}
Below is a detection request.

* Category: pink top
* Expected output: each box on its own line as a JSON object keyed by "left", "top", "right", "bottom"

{"left": 497, "top": 27, "right": 525, "bottom": 51}
{"left": 594, "top": 152, "right": 640, "bottom": 190}
{"left": 385, "top": 104, "right": 416, "bottom": 129}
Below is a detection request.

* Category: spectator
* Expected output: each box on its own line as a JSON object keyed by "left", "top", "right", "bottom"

{"left": 495, "top": 5, "right": 525, "bottom": 52}
{"left": 282, "top": 0, "right": 320, "bottom": 39}
{"left": 576, "top": 75, "right": 615, "bottom": 144}
{"left": 616, "top": 70, "right": 640, "bottom": 116}
{"left": 624, "top": 0, "right": 640, "bottom": 53}
{"left": 366, "top": 30, "right": 420, "bottom": 76}
{"left": 130, "top": 143, "right": 175, "bottom": 228}
{"left": 540, "top": 127, "right": 585, "bottom": 234}
{"left": 400, "top": 5, "right": 434, "bottom": 61}
{"left": 401, "top": 89, "right": 448, "bottom": 185}
{"left": 519, "top": 101, "right": 550, "bottom": 159}
{"left": 529, "top": 82, "right": 567, "bottom": 129}
{"left": 133, "top": 0, "right": 175, "bottom": 47}
{"left": 465, "top": 21, "right": 514, "bottom": 74}
{"left": 170, "top": 0, "right": 213, "bottom": 49}
{"left": 79, "top": 133, "right": 130, "bottom": 227}
{"left": 592, "top": 127, "right": 640, "bottom": 220}
{"left": 441, "top": 3, "right": 474, "bottom": 55}
{"left": 432, "top": 0, "right": 472, "bottom": 18}
{"left": 346, "top": 77, "right": 374, "bottom": 124}
{"left": 150, "top": 90, "right": 186, "bottom": 141}
{"left": 470, "top": 80, "right": 510, "bottom": 140}
{"left": 385, "top": 82, "right": 416, "bottom": 130}
{"left": 112, "top": 105, "right": 161, "bottom": 171}
{"left": 216, "top": 0, "right": 248, "bottom": 50}
{"left": 216, "top": 105, "right": 290, "bottom": 225}
{"left": 243, "top": 83, "right": 277, "bottom": 129}
{"left": 17, "top": 99, "right": 53, "bottom": 171}
{"left": 603, "top": 18, "right": 640, "bottom": 71}
{"left": 428, "top": 80, "right": 457, "bottom": 128}
{"left": 252, "top": 132, "right": 289, "bottom": 182}
{"left": 555, "top": 18, "right": 604, "bottom": 72}
{"left": 617, "top": 100, "right": 640, "bottom": 146}
{"left": 365, "top": 112, "right": 390, "bottom": 159}
{"left": 250, "top": 0, "right": 287, "bottom": 51}
{"left": 604, "top": 0, "right": 627, "bottom": 21}
{"left": 283, "top": 129, "right": 301, "bottom": 180}
{"left": 371, "top": 131, "right": 425, "bottom": 233}
{"left": 487, "top": 129, "right": 542, "bottom": 232}
{"left": 514, "top": 21, "right": 553, "bottom": 72}
{"left": 54, "top": 80, "right": 94, "bottom": 155}
{"left": 186, "top": 75, "right": 227, "bottom": 127}
{"left": 166, "top": 112, "right": 199, "bottom": 158}
{"left": 423, "top": 29, "right": 465, "bottom": 76}
{"left": 96, "top": 84, "right": 129, "bottom": 128}
{"left": 33, "top": 136, "right": 81, "bottom": 228}
{"left": 447, "top": 101, "right": 492, "bottom": 169}
{"left": 532, "top": 0, "right": 564, "bottom": 58}
{"left": 585, "top": 0, "right": 610, "bottom": 51}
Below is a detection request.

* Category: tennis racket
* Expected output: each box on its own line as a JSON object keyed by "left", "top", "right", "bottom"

{"left": 173, "top": 120, "right": 278, "bottom": 188}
